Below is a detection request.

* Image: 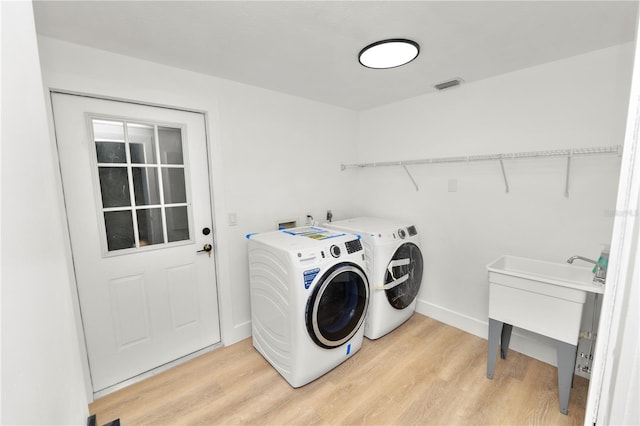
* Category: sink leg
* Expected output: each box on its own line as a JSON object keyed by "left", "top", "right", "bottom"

{"left": 487, "top": 318, "right": 502, "bottom": 379}
{"left": 556, "top": 340, "right": 578, "bottom": 415}
{"left": 500, "top": 323, "right": 513, "bottom": 359}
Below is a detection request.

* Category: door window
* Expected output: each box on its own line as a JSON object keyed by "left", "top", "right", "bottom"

{"left": 384, "top": 243, "right": 423, "bottom": 309}
{"left": 306, "top": 264, "right": 369, "bottom": 348}
{"left": 91, "top": 118, "right": 192, "bottom": 254}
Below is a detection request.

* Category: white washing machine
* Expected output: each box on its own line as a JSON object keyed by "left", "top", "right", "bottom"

{"left": 325, "top": 217, "right": 424, "bottom": 340}
{"left": 247, "top": 226, "right": 369, "bottom": 388}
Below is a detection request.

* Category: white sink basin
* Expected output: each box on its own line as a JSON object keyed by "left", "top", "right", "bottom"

{"left": 487, "top": 255, "right": 604, "bottom": 295}
{"left": 487, "top": 255, "right": 604, "bottom": 345}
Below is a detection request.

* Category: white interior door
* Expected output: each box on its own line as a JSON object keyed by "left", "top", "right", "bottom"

{"left": 52, "top": 93, "right": 220, "bottom": 393}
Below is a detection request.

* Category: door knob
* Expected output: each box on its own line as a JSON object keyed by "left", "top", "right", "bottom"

{"left": 197, "top": 243, "right": 212, "bottom": 254}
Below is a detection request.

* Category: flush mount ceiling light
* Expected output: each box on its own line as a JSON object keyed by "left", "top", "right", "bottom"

{"left": 358, "top": 39, "right": 420, "bottom": 69}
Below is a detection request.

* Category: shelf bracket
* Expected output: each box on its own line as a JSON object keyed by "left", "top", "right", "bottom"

{"left": 564, "top": 150, "right": 572, "bottom": 198}
{"left": 402, "top": 165, "right": 419, "bottom": 192}
{"left": 499, "top": 159, "right": 509, "bottom": 193}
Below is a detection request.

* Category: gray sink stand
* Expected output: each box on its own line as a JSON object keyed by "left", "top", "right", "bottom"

{"left": 486, "top": 318, "right": 577, "bottom": 415}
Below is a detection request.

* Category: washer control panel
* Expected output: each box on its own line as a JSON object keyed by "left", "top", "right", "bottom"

{"left": 329, "top": 239, "right": 364, "bottom": 258}
{"left": 345, "top": 239, "right": 363, "bottom": 254}
{"left": 296, "top": 238, "right": 363, "bottom": 265}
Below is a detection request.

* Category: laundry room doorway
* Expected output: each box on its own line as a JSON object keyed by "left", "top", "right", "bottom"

{"left": 51, "top": 92, "right": 221, "bottom": 396}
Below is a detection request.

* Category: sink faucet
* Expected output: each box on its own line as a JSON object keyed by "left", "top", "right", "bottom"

{"left": 567, "top": 255, "right": 607, "bottom": 284}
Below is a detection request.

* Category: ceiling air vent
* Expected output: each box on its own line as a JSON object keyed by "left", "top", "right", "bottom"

{"left": 434, "top": 78, "right": 463, "bottom": 90}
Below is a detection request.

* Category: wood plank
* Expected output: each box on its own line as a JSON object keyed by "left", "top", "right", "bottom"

{"left": 90, "top": 313, "right": 588, "bottom": 425}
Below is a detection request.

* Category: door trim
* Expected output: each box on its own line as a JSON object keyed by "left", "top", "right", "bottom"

{"left": 48, "top": 89, "right": 222, "bottom": 401}
{"left": 50, "top": 88, "right": 209, "bottom": 115}
{"left": 585, "top": 25, "right": 640, "bottom": 424}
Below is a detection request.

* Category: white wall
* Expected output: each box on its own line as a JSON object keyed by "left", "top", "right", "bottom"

{"left": 36, "top": 36, "right": 359, "bottom": 348}
{"left": 0, "top": 2, "right": 89, "bottom": 424}
{"left": 353, "top": 43, "right": 634, "bottom": 365}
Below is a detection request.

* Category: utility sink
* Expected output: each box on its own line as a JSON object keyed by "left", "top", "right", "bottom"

{"left": 486, "top": 255, "right": 605, "bottom": 415}
{"left": 487, "top": 255, "right": 603, "bottom": 344}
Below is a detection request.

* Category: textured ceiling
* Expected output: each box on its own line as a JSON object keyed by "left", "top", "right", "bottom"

{"left": 33, "top": 1, "right": 638, "bottom": 110}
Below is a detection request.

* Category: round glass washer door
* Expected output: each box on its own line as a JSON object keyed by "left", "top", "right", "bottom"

{"left": 306, "top": 263, "right": 369, "bottom": 349}
{"left": 384, "top": 242, "right": 423, "bottom": 310}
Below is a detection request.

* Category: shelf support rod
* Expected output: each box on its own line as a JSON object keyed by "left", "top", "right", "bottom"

{"left": 402, "top": 165, "right": 419, "bottom": 191}
{"left": 499, "top": 159, "right": 509, "bottom": 193}
{"left": 564, "top": 150, "right": 573, "bottom": 198}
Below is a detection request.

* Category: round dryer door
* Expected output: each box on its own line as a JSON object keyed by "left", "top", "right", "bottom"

{"left": 384, "top": 243, "right": 423, "bottom": 310}
{"left": 306, "top": 263, "right": 369, "bottom": 349}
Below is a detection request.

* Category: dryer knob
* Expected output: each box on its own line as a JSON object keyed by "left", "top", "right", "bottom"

{"left": 398, "top": 229, "right": 406, "bottom": 239}
{"left": 330, "top": 245, "right": 341, "bottom": 258}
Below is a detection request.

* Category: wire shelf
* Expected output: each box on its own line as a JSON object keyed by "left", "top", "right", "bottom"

{"left": 341, "top": 145, "right": 623, "bottom": 170}
{"left": 341, "top": 145, "right": 623, "bottom": 195}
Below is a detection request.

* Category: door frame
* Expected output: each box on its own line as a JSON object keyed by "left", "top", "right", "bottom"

{"left": 47, "top": 89, "right": 224, "bottom": 401}
{"left": 585, "top": 15, "right": 640, "bottom": 424}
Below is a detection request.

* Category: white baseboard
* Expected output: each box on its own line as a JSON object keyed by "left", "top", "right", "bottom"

{"left": 415, "top": 298, "right": 558, "bottom": 367}
{"left": 223, "top": 319, "right": 252, "bottom": 346}
{"left": 233, "top": 301, "right": 559, "bottom": 367}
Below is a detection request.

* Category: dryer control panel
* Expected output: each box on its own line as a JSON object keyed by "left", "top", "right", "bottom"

{"left": 392, "top": 225, "right": 418, "bottom": 240}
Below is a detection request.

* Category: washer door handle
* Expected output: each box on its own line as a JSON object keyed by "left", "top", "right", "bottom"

{"left": 387, "top": 258, "right": 411, "bottom": 279}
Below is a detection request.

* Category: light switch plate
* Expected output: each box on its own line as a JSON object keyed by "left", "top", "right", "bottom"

{"left": 448, "top": 178, "right": 458, "bottom": 192}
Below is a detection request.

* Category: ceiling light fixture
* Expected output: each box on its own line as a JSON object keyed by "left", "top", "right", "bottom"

{"left": 358, "top": 39, "right": 420, "bottom": 69}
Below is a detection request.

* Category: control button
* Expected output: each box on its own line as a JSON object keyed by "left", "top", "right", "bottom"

{"left": 398, "top": 229, "right": 406, "bottom": 239}
{"left": 330, "top": 245, "right": 341, "bottom": 258}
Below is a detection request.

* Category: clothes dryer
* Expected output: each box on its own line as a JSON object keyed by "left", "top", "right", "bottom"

{"left": 247, "top": 226, "right": 369, "bottom": 388}
{"left": 325, "top": 217, "right": 423, "bottom": 339}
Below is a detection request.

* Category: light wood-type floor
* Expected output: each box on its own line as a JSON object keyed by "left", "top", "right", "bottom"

{"left": 90, "top": 314, "right": 589, "bottom": 425}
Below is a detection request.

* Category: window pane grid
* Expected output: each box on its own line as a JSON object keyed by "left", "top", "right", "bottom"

{"left": 123, "top": 121, "right": 141, "bottom": 249}
{"left": 153, "top": 124, "right": 169, "bottom": 245}
{"left": 97, "top": 164, "right": 185, "bottom": 168}
{"left": 103, "top": 206, "right": 134, "bottom": 213}
{"left": 92, "top": 118, "right": 190, "bottom": 253}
